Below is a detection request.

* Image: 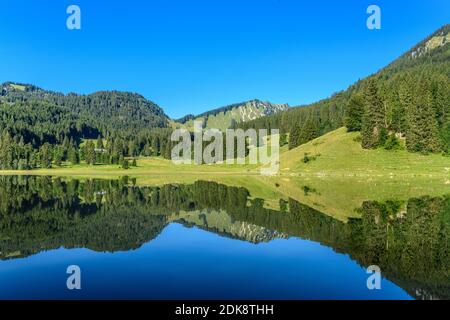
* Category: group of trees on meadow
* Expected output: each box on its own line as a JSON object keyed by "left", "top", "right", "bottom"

{"left": 236, "top": 91, "right": 348, "bottom": 150}
{"left": 0, "top": 128, "right": 176, "bottom": 170}
{"left": 0, "top": 86, "right": 176, "bottom": 169}
{"left": 240, "top": 69, "right": 449, "bottom": 154}
{"left": 347, "top": 69, "right": 449, "bottom": 154}
{"left": 239, "top": 30, "right": 450, "bottom": 155}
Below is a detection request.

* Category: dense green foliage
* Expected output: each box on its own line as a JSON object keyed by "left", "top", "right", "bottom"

{"left": 0, "top": 25, "right": 448, "bottom": 169}
{"left": 0, "top": 84, "right": 175, "bottom": 169}
{"left": 0, "top": 176, "right": 448, "bottom": 299}
{"left": 344, "top": 94, "right": 364, "bottom": 132}
{"left": 239, "top": 91, "right": 348, "bottom": 150}
{"left": 239, "top": 25, "right": 450, "bottom": 154}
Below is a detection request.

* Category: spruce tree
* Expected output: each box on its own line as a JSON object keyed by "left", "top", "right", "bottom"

{"left": 406, "top": 89, "right": 441, "bottom": 153}
{"left": 96, "top": 136, "right": 104, "bottom": 150}
{"left": 84, "top": 141, "right": 96, "bottom": 165}
{"left": 68, "top": 147, "right": 79, "bottom": 164}
{"left": 53, "top": 146, "right": 64, "bottom": 166}
{"left": 298, "top": 118, "right": 318, "bottom": 145}
{"left": 289, "top": 125, "right": 301, "bottom": 150}
{"left": 361, "top": 79, "right": 386, "bottom": 149}
{"left": 345, "top": 94, "right": 364, "bottom": 132}
{"left": 39, "top": 143, "right": 53, "bottom": 168}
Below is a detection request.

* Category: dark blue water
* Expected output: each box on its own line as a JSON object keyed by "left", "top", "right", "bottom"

{"left": 0, "top": 223, "right": 411, "bottom": 300}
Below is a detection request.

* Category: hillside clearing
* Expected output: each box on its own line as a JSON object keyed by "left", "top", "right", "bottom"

{"left": 280, "top": 127, "right": 450, "bottom": 178}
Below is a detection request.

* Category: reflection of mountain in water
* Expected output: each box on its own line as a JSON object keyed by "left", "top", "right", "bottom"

{"left": 0, "top": 176, "right": 448, "bottom": 299}
{"left": 173, "top": 209, "right": 288, "bottom": 243}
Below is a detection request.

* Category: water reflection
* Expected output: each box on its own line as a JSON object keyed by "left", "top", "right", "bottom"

{"left": 0, "top": 176, "right": 448, "bottom": 299}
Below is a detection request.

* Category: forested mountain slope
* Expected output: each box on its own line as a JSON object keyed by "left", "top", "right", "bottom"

{"left": 0, "top": 25, "right": 448, "bottom": 171}
{"left": 239, "top": 24, "right": 450, "bottom": 155}
{"left": 177, "top": 99, "right": 288, "bottom": 131}
{"left": 0, "top": 83, "right": 173, "bottom": 169}
{"left": 0, "top": 82, "right": 169, "bottom": 134}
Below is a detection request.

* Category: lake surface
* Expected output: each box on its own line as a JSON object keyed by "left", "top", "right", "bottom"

{"left": 0, "top": 176, "right": 448, "bottom": 300}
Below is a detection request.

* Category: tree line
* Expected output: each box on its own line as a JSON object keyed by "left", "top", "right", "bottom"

{"left": 0, "top": 176, "right": 448, "bottom": 299}
{"left": 238, "top": 25, "right": 450, "bottom": 154}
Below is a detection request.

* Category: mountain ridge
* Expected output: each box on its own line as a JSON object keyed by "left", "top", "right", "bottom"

{"left": 238, "top": 24, "right": 450, "bottom": 155}
{"left": 176, "top": 99, "right": 289, "bottom": 130}
{"left": 1, "top": 82, "right": 288, "bottom": 131}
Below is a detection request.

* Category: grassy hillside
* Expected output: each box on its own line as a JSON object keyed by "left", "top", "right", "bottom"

{"left": 240, "top": 24, "right": 450, "bottom": 154}
{"left": 3, "top": 127, "right": 449, "bottom": 179}
{"left": 280, "top": 127, "right": 450, "bottom": 177}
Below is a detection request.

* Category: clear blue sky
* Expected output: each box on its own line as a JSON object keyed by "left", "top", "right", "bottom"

{"left": 0, "top": 0, "right": 449, "bottom": 119}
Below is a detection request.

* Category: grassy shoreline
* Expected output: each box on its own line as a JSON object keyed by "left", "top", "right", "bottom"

{"left": 1, "top": 128, "right": 449, "bottom": 179}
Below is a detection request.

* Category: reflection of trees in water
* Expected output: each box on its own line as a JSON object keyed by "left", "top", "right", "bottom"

{"left": 352, "top": 198, "right": 450, "bottom": 300}
{"left": 0, "top": 176, "right": 448, "bottom": 299}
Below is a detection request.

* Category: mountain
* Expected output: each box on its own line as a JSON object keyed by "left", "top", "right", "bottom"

{"left": 0, "top": 82, "right": 176, "bottom": 169}
{"left": 173, "top": 209, "right": 287, "bottom": 244}
{"left": 176, "top": 99, "right": 289, "bottom": 131}
{"left": 239, "top": 24, "right": 450, "bottom": 155}
{"left": 0, "top": 25, "right": 448, "bottom": 170}
{"left": 0, "top": 82, "right": 170, "bottom": 133}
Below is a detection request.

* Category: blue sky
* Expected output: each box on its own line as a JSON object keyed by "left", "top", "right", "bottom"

{"left": 0, "top": 0, "right": 449, "bottom": 119}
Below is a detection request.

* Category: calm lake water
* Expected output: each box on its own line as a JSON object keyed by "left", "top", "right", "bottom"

{"left": 0, "top": 176, "right": 448, "bottom": 300}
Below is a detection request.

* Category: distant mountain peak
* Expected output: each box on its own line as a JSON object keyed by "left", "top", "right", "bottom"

{"left": 409, "top": 24, "right": 450, "bottom": 59}
{"left": 177, "top": 99, "right": 289, "bottom": 130}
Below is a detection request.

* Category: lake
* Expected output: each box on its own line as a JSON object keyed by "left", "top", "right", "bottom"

{"left": 0, "top": 176, "right": 448, "bottom": 300}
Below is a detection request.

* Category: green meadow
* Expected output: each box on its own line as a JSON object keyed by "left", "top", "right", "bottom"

{"left": 1, "top": 127, "right": 449, "bottom": 221}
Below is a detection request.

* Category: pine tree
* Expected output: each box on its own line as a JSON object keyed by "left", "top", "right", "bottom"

{"left": 0, "top": 132, "right": 14, "bottom": 169}
{"left": 440, "top": 122, "right": 450, "bottom": 155}
{"left": 406, "top": 89, "right": 441, "bottom": 153}
{"left": 152, "top": 136, "right": 160, "bottom": 155}
{"left": 345, "top": 94, "right": 364, "bottom": 131}
{"left": 96, "top": 136, "right": 104, "bottom": 150}
{"left": 164, "top": 139, "right": 172, "bottom": 159}
{"left": 289, "top": 125, "right": 301, "bottom": 149}
{"left": 68, "top": 147, "right": 79, "bottom": 164}
{"left": 84, "top": 141, "right": 96, "bottom": 165}
{"left": 128, "top": 140, "right": 138, "bottom": 157}
{"left": 53, "top": 146, "right": 64, "bottom": 166}
{"left": 397, "top": 76, "right": 414, "bottom": 135}
{"left": 361, "top": 79, "right": 386, "bottom": 149}
{"left": 298, "top": 118, "right": 319, "bottom": 145}
{"left": 39, "top": 143, "right": 53, "bottom": 168}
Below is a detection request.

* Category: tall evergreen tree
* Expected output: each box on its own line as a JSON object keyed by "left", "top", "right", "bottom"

{"left": 39, "top": 143, "right": 53, "bottom": 168}
{"left": 345, "top": 94, "right": 364, "bottom": 132}
{"left": 68, "top": 147, "right": 79, "bottom": 164}
{"left": 298, "top": 118, "right": 319, "bottom": 145}
{"left": 289, "top": 125, "right": 301, "bottom": 150}
{"left": 96, "top": 136, "right": 104, "bottom": 150}
{"left": 361, "top": 79, "right": 386, "bottom": 149}
{"left": 406, "top": 89, "right": 441, "bottom": 153}
{"left": 53, "top": 146, "right": 64, "bottom": 166}
{"left": 84, "top": 141, "right": 96, "bottom": 165}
